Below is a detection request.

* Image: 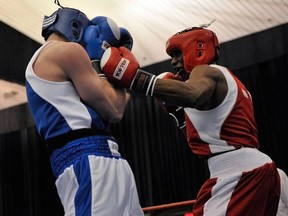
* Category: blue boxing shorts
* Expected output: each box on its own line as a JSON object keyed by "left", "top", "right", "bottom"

{"left": 50, "top": 135, "right": 144, "bottom": 216}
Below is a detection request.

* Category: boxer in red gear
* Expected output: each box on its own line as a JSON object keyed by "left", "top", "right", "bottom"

{"left": 100, "top": 27, "right": 284, "bottom": 216}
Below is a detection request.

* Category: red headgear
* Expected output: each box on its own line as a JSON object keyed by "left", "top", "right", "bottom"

{"left": 166, "top": 27, "right": 219, "bottom": 76}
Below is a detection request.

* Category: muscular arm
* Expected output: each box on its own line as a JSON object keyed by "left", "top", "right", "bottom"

{"left": 37, "top": 42, "right": 128, "bottom": 123}
{"left": 153, "top": 65, "right": 226, "bottom": 109}
{"left": 65, "top": 43, "right": 128, "bottom": 123}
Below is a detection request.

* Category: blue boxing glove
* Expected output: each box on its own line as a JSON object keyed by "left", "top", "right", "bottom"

{"left": 119, "top": 27, "right": 133, "bottom": 51}
{"left": 84, "top": 16, "right": 134, "bottom": 60}
{"left": 84, "top": 16, "right": 121, "bottom": 60}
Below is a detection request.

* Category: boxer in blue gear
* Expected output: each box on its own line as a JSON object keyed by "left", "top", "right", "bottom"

{"left": 25, "top": 5, "right": 143, "bottom": 216}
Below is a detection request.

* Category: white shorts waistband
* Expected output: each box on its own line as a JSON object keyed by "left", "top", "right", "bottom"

{"left": 208, "top": 147, "right": 272, "bottom": 178}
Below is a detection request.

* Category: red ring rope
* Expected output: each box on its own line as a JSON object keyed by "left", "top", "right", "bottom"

{"left": 142, "top": 199, "right": 196, "bottom": 212}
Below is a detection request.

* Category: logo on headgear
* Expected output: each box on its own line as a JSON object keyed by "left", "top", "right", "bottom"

{"left": 42, "top": 13, "right": 57, "bottom": 30}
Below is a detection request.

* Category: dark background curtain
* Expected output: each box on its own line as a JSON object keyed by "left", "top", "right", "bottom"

{"left": 0, "top": 22, "right": 287, "bottom": 215}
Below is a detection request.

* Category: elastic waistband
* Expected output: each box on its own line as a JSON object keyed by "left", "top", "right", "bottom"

{"left": 208, "top": 147, "right": 273, "bottom": 178}
{"left": 46, "top": 128, "right": 109, "bottom": 156}
{"left": 50, "top": 135, "right": 121, "bottom": 177}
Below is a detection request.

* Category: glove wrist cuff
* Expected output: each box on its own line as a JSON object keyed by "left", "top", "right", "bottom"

{"left": 130, "top": 69, "right": 157, "bottom": 96}
{"left": 99, "top": 74, "right": 108, "bottom": 80}
{"left": 91, "top": 60, "right": 107, "bottom": 80}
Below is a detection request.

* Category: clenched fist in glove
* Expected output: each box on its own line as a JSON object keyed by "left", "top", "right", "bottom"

{"left": 118, "top": 27, "right": 133, "bottom": 51}
{"left": 100, "top": 46, "right": 157, "bottom": 95}
{"left": 84, "top": 16, "right": 121, "bottom": 60}
{"left": 84, "top": 16, "right": 134, "bottom": 60}
{"left": 157, "top": 72, "right": 186, "bottom": 130}
{"left": 84, "top": 16, "right": 134, "bottom": 79}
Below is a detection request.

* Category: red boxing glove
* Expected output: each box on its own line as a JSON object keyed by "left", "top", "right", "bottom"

{"left": 100, "top": 46, "right": 139, "bottom": 88}
{"left": 157, "top": 72, "right": 186, "bottom": 129}
{"left": 101, "top": 46, "right": 157, "bottom": 95}
{"left": 161, "top": 102, "right": 186, "bottom": 129}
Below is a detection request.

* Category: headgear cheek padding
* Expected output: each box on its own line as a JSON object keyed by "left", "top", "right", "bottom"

{"left": 166, "top": 28, "right": 220, "bottom": 73}
{"left": 42, "top": 8, "right": 91, "bottom": 46}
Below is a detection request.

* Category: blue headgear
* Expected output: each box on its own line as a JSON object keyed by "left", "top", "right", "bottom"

{"left": 42, "top": 8, "right": 91, "bottom": 46}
